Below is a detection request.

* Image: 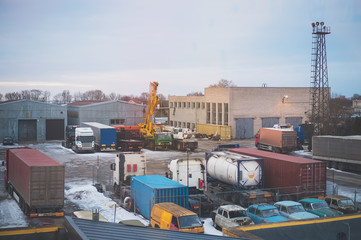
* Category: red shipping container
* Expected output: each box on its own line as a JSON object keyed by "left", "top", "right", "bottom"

{"left": 229, "top": 148, "right": 326, "bottom": 197}
{"left": 6, "top": 148, "right": 64, "bottom": 209}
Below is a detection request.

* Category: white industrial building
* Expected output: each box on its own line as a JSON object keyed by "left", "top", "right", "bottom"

{"left": 169, "top": 87, "right": 311, "bottom": 139}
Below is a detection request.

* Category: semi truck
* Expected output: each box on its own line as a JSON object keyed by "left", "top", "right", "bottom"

{"left": 255, "top": 125, "right": 297, "bottom": 153}
{"left": 111, "top": 152, "right": 146, "bottom": 187}
{"left": 5, "top": 148, "right": 65, "bottom": 217}
{"left": 114, "top": 126, "right": 143, "bottom": 152}
{"left": 62, "top": 125, "right": 79, "bottom": 148}
{"left": 170, "top": 128, "right": 198, "bottom": 151}
{"left": 168, "top": 158, "right": 206, "bottom": 193}
{"left": 73, "top": 127, "right": 95, "bottom": 153}
{"left": 81, "top": 122, "right": 117, "bottom": 151}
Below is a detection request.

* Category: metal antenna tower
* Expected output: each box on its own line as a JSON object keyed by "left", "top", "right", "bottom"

{"left": 310, "top": 21, "right": 331, "bottom": 135}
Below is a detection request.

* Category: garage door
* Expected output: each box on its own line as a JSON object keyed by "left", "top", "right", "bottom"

{"left": 46, "top": 119, "right": 65, "bottom": 140}
{"left": 235, "top": 118, "right": 254, "bottom": 139}
{"left": 18, "top": 120, "right": 37, "bottom": 141}
{"left": 285, "top": 117, "right": 303, "bottom": 127}
{"left": 262, "top": 117, "right": 279, "bottom": 128}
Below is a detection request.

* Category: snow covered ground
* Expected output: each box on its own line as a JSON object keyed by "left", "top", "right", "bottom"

{"left": 0, "top": 142, "right": 359, "bottom": 235}
{"left": 64, "top": 181, "right": 222, "bottom": 235}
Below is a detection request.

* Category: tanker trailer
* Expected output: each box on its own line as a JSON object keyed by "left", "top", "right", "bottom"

{"left": 205, "top": 151, "right": 271, "bottom": 207}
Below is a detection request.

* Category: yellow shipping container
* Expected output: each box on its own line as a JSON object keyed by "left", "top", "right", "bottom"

{"left": 196, "top": 124, "right": 231, "bottom": 140}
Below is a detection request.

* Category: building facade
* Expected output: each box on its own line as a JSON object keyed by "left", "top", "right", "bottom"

{"left": 0, "top": 100, "right": 67, "bottom": 141}
{"left": 67, "top": 100, "right": 146, "bottom": 126}
{"left": 169, "top": 87, "right": 311, "bottom": 139}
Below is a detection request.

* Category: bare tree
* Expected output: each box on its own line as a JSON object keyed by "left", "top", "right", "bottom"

{"left": 187, "top": 91, "right": 204, "bottom": 96}
{"left": 0, "top": 93, "right": 3, "bottom": 101}
{"left": 109, "top": 92, "right": 121, "bottom": 100}
{"left": 209, "top": 79, "right": 236, "bottom": 88}
{"left": 53, "top": 90, "right": 71, "bottom": 104}
{"left": 5, "top": 92, "right": 22, "bottom": 101}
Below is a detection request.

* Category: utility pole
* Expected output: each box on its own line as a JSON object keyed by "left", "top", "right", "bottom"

{"left": 310, "top": 21, "right": 331, "bottom": 135}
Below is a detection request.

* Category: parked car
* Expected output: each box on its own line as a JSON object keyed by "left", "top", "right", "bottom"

{"left": 247, "top": 203, "right": 288, "bottom": 224}
{"left": 299, "top": 198, "right": 343, "bottom": 217}
{"left": 2, "top": 136, "right": 14, "bottom": 145}
{"left": 324, "top": 195, "right": 358, "bottom": 214}
{"left": 212, "top": 205, "right": 253, "bottom": 230}
{"left": 274, "top": 201, "right": 319, "bottom": 220}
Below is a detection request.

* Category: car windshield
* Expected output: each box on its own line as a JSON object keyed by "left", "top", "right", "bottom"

{"left": 79, "top": 136, "right": 94, "bottom": 142}
{"left": 157, "top": 133, "right": 171, "bottom": 139}
{"left": 339, "top": 199, "right": 354, "bottom": 206}
{"left": 287, "top": 205, "right": 305, "bottom": 214}
{"left": 178, "top": 215, "right": 203, "bottom": 229}
{"left": 261, "top": 209, "right": 280, "bottom": 218}
{"left": 311, "top": 202, "right": 329, "bottom": 210}
{"left": 229, "top": 210, "right": 247, "bottom": 218}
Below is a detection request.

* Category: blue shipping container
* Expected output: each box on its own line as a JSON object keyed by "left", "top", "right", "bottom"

{"left": 131, "top": 175, "right": 189, "bottom": 219}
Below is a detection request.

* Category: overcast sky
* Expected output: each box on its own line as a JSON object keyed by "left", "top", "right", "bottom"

{"left": 0, "top": 0, "right": 360, "bottom": 98}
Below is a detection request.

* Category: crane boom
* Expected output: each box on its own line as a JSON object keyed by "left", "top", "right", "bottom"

{"left": 139, "top": 82, "right": 159, "bottom": 137}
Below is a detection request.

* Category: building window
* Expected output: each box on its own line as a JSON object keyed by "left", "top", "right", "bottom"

{"left": 224, "top": 103, "right": 228, "bottom": 126}
{"left": 191, "top": 123, "right": 195, "bottom": 130}
{"left": 196, "top": 102, "right": 200, "bottom": 109}
{"left": 206, "top": 103, "right": 210, "bottom": 124}
{"left": 170, "top": 121, "right": 173, "bottom": 126}
{"left": 212, "top": 103, "right": 216, "bottom": 124}
{"left": 192, "top": 102, "right": 195, "bottom": 109}
{"left": 110, "top": 119, "right": 125, "bottom": 125}
{"left": 202, "top": 102, "right": 205, "bottom": 109}
{"left": 218, "top": 103, "right": 222, "bottom": 125}
{"left": 178, "top": 121, "right": 181, "bottom": 127}
{"left": 178, "top": 102, "right": 181, "bottom": 108}
{"left": 174, "top": 102, "right": 177, "bottom": 108}
{"left": 183, "top": 122, "right": 186, "bottom": 128}
{"left": 170, "top": 102, "right": 173, "bottom": 108}
{"left": 187, "top": 102, "right": 190, "bottom": 108}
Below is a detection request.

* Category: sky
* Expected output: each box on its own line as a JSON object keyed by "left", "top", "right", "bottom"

{"left": 0, "top": 0, "right": 360, "bottom": 99}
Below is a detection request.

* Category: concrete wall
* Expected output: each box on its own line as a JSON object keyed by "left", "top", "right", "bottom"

{"left": 169, "top": 87, "right": 311, "bottom": 139}
{"left": 68, "top": 101, "right": 146, "bottom": 126}
{"left": 0, "top": 100, "right": 67, "bottom": 141}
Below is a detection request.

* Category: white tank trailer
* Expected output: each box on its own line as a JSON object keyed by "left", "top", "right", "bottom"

{"left": 206, "top": 151, "right": 264, "bottom": 189}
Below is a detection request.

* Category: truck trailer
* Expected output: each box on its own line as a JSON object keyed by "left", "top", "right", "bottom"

{"left": 312, "top": 135, "right": 361, "bottom": 171}
{"left": 229, "top": 148, "right": 326, "bottom": 200}
{"left": 5, "top": 148, "right": 64, "bottom": 217}
{"left": 81, "top": 122, "right": 116, "bottom": 151}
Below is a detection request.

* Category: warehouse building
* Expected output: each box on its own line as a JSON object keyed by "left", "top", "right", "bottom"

{"left": 67, "top": 100, "right": 146, "bottom": 126}
{"left": 0, "top": 99, "right": 67, "bottom": 141}
{"left": 169, "top": 87, "right": 311, "bottom": 139}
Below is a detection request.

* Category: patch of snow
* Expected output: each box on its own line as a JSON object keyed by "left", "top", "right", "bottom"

{"left": 202, "top": 218, "right": 222, "bottom": 236}
{"left": 65, "top": 181, "right": 149, "bottom": 226}
{"left": 0, "top": 199, "right": 27, "bottom": 228}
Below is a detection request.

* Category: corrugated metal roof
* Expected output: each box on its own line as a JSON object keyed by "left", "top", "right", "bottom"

{"left": 65, "top": 216, "right": 247, "bottom": 240}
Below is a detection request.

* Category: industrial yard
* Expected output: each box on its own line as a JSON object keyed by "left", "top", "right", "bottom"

{"left": 1, "top": 139, "right": 361, "bottom": 238}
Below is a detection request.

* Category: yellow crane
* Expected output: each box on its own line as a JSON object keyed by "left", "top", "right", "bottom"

{"left": 138, "top": 82, "right": 172, "bottom": 150}
{"left": 139, "top": 82, "right": 159, "bottom": 137}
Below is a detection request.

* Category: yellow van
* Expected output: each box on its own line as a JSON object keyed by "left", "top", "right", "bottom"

{"left": 150, "top": 202, "right": 204, "bottom": 233}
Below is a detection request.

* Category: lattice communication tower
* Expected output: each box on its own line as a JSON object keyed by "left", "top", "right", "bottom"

{"left": 310, "top": 21, "right": 331, "bottom": 135}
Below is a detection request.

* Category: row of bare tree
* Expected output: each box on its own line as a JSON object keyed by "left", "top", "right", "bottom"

{"left": 0, "top": 89, "right": 168, "bottom": 105}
